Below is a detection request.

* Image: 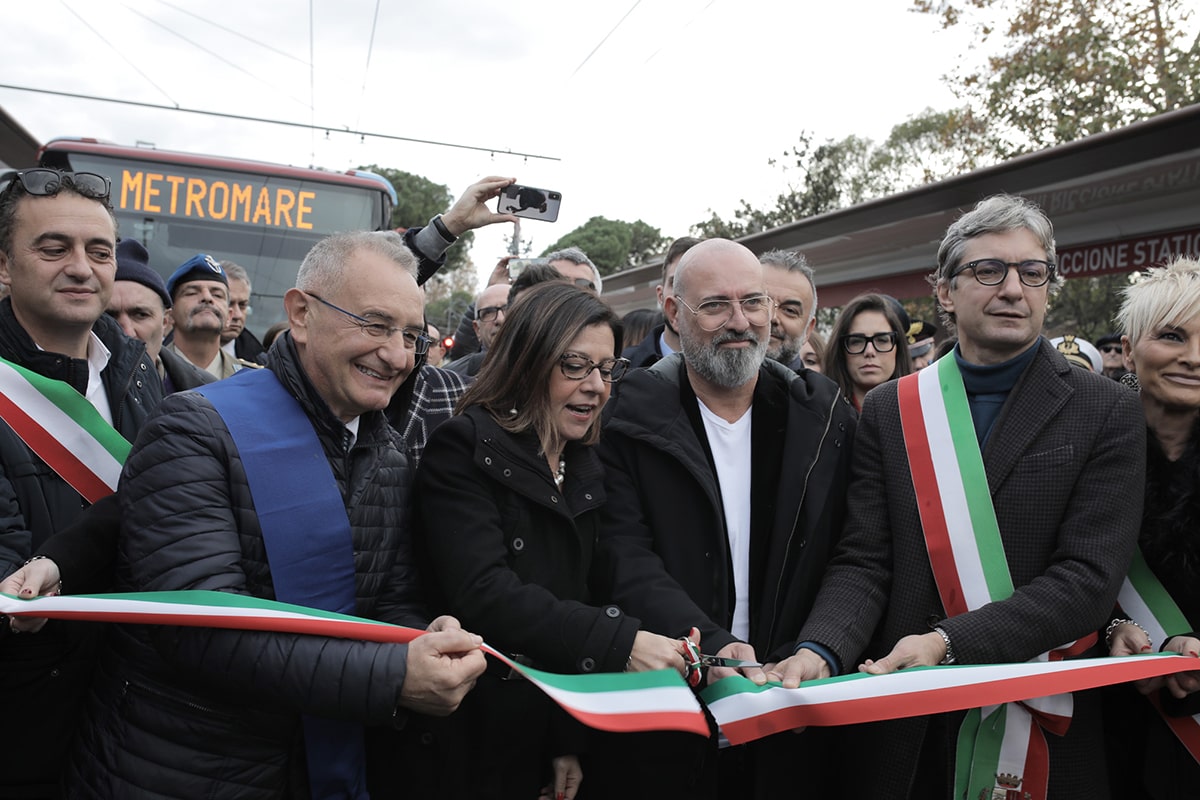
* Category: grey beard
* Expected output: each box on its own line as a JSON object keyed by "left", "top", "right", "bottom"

{"left": 684, "top": 329, "right": 766, "bottom": 388}
{"left": 768, "top": 340, "right": 799, "bottom": 366}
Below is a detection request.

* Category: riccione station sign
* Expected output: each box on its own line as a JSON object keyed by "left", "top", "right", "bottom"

{"left": 117, "top": 169, "right": 318, "bottom": 231}
{"left": 1057, "top": 227, "right": 1200, "bottom": 279}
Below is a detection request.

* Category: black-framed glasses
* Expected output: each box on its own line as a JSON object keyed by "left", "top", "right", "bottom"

{"left": 950, "top": 259, "right": 1055, "bottom": 287}
{"left": 2, "top": 169, "right": 111, "bottom": 202}
{"left": 476, "top": 304, "right": 508, "bottom": 323}
{"left": 305, "top": 292, "right": 432, "bottom": 354}
{"left": 676, "top": 295, "right": 775, "bottom": 332}
{"left": 1099, "top": 344, "right": 1122, "bottom": 354}
{"left": 559, "top": 353, "right": 630, "bottom": 384}
{"left": 841, "top": 332, "right": 897, "bottom": 354}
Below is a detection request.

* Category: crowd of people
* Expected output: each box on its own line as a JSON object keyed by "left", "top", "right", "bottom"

{"left": 0, "top": 166, "right": 1197, "bottom": 800}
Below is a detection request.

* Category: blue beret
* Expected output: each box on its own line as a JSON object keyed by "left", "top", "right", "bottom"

{"left": 115, "top": 239, "right": 171, "bottom": 309}
{"left": 166, "top": 253, "right": 228, "bottom": 299}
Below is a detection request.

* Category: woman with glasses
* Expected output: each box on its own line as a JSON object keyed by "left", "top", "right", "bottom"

{"left": 1103, "top": 257, "right": 1200, "bottom": 800}
{"left": 413, "top": 282, "right": 690, "bottom": 800}
{"left": 823, "top": 293, "right": 913, "bottom": 411}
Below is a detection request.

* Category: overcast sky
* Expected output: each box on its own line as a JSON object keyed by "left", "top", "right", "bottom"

{"left": 3, "top": 0, "right": 972, "bottom": 286}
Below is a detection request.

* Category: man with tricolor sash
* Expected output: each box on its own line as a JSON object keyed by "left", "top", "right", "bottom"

{"left": 0, "top": 168, "right": 164, "bottom": 798}
{"left": 773, "top": 195, "right": 1145, "bottom": 799}
{"left": 63, "top": 231, "right": 486, "bottom": 799}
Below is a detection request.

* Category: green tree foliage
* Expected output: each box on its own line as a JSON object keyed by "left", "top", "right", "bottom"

{"left": 541, "top": 217, "right": 667, "bottom": 276}
{"left": 913, "top": 0, "right": 1200, "bottom": 155}
{"left": 356, "top": 165, "right": 475, "bottom": 272}
{"left": 1044, "top": 274, "right": 1131, "bottom": 341}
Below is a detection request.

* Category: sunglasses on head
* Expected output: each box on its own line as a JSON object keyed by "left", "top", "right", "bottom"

{"left": 2, "top": 169, "right": 112, "bottom": 202}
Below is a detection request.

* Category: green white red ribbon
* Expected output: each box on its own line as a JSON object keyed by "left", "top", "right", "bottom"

{"left": 897, "top": 355, "right": 1090, "bottom": 800}
{"left": 1117, "top": 548, "right": 1200, "bottom": 762}
{"left": 701, "top": 654, "right": 1200, "bottom": 746}
{"left": 0, "top": 355, "right": 130, "bottom": 502}
{"left": 0, "top": 590, "right": 709, "bottom": 737}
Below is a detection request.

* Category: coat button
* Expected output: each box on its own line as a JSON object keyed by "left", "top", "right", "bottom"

{"left": 580, "top": 657, "right": 596, "bottom": 672}
{"left": 503, "top": 468, "right": 512, "bottom": 477}
{"left": 584, "top": 493, "right": 593, "bottom": 501}
{"left": 512, "top": 537, "right": 525, "bottom": 552}
{"left": 839, "top": 422, "right": 845, "bottom": 431}
{"left": 50, "top": 668, "right": 60, "bottom": 678}
{"left": 484, "top": 457, "right": 492, "bottom": 465}
{"left": 140, "top": 362, "right": 147, "bottom": 371}
{"left": 136, "top": 380, "right": 143, "bottom": 388}
{"left": 926, "top": 614, "right": 941, "bottom": 627}
{"left": 604, "top": 606, "right": 620, "bottom": 618}
{"left": 420, "top": 732, "right": 434, "bottom": 745}
{"left": 550, "top": 495, "right": 559, "bottom": 503}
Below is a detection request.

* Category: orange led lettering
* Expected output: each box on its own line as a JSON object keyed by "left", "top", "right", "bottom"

{"left": 208, "top": 182, "right": 229, "bottom": 220}
{"left": 121, "top": 170, "right": 144, "bottom": 211}
{"left": 143, "top": 173, "right": 163, "bottom": 213}
{"left": 296, "top": 191, "right": 315, "bottom": 230}
{"left": 230, "top": 183, "right": 252, "bottom": 222}
{"left": 185, "top": 179, "right": 207, "bottom": 218}
{"left": 165, "top": 175, "right": 186, "bottom": 214}
{"left": 252, "top": 187, "right": 272, "bottom": 225}
{"left": 274, "top": 188, "right": 296, "bottom": 227}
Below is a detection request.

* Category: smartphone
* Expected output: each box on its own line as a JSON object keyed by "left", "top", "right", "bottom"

{"left": 508, "top": 257, "right": 551, "bottom": 278}
{"left": 498, "top": 184, "right": 562, "bottom": 222}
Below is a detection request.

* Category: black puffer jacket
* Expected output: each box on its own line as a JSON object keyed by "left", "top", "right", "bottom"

{"left": 67, "top": 333, "right": 428, "bottom": 799}
{"left": 0, "top": 299, "right": 161, "bottom": 798}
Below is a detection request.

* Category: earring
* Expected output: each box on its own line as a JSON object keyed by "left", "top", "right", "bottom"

{"left": 1119, "top": 372, "right": 1140, "bottom": 393}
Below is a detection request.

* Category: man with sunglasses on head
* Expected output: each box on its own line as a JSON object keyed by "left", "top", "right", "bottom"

{"left": 591, "top": 238, "right": 857, "bottom": 798}
{"left": 775, "top": 195, "right": 1144, "bottom": 800}
{"left": 0, "top": 168, "right": 164, "bottom": 798}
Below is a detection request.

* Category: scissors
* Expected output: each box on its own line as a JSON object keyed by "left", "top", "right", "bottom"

{"left": 677, "top": 635, "right": 763, "bottom": 687}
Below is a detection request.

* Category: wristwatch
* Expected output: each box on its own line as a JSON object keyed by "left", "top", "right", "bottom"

{"left": 933, "top": 626, "right": 956, "bottom": 665}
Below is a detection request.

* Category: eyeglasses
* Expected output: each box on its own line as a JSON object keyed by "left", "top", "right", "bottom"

{"left": 476, "top": 304, "right": 508, "bottom": 323}
{"left": 675, "top": 295, "right": 774, "bottom": 332}
{"left": 841, "top": 332, "right": 898, "bottom": 354}
{"left": 950, "top": 259, "right": 1055, "bottom": 288}
{"left": 559, "top": 353, "right": 630, "bottom": 384}
{"left": 304, "top": 292, "right": 432, "bottom": 354}
{"left": 2, "top": 169, "right": 111, "bottom": 202}
{"left": 1099, "top": 344, "right": 1122, "bottom": 354}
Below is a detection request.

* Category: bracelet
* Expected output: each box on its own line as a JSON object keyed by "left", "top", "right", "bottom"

{"left": 1105, "top": 618, "right": 1151, "bottom": 649}
{"left": 933, "top": 626, "right": 956, "bottom": 665}
{"left": 431, "top": 214, "right": 458, "bottom": 243}
{"left": 22, "top": 555, "right": 62, "bottom": 596}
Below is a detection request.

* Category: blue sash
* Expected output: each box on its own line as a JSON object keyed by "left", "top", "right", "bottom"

{"left": 198, "top": 368, "right": 367, "bottom": 799}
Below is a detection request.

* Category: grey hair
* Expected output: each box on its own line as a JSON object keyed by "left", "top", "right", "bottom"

{"left": 219, "top": 261, "right": 250, "bottom": 285}
{"left": 760, "top": 248, "right": 818, "bottom": 329}
{"left": 545, "top": 246, "right": 603, "bottom": 293}
{"left": 931, "top": 194, "right": 1059, "bottom": 330}
{"left": 296, "top": 231, "right": 418, "bottom": 296}
{"left": 1117, "top": 256, "right": 1200, "bottom": 347}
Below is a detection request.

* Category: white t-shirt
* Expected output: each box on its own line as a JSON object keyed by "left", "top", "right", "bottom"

{"left": 697, "top": 398, "right": 753, "bottom": 642}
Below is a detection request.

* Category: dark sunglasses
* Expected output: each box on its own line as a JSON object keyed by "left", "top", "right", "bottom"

{"left": 3, "top": 169, "right": 112, "bottom": 202}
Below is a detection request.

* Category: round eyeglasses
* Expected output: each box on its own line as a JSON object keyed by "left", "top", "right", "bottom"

{"left": 950, "top": 259, "right": 1055, "bottom": 288}
{"left": 559, "top": 354, "right": 630, "bottom": 384}
{"left": 675, "top": 295, "right": 774, "bottom": 332}
{"left": 305, "top": 292, "right": 432, "bottom": 354}
{"left": 841, "top": 332, "right": 897, "bottom": 355}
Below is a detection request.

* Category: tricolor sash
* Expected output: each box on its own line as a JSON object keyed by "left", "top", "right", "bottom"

{"left": 898, "top": 355, "right": 1091, "bottom": 800}
{"left": 1117, "top": 548, "right": 1200, "bottom": 763}
{"left": 198, "top": 369, "right": 366, "bottom": 799}
{"left": 0, "top": 355, "right": 130, "bottom": 502}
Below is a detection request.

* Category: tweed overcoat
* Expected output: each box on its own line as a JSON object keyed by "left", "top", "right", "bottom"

{"left": 799, "top": 340, "right": 1146, "bottom": 799}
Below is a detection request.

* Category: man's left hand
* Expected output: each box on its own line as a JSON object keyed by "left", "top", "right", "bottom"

{"left": 440, "top": 176, "right": 519, "bottom": 236}
{"left": 708, "top": 641, "right": 767, "bottom": 686}
{"left": 859, "top": 631, "right": 945, "bottom": 675}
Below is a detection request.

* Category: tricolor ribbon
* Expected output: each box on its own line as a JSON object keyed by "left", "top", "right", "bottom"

{"left": 0, "top": 355, "right": 130, "bottom": 502}
{"left": 897, "top": 355, "right": 1092, "bottom": 800}
{"left": 1117, "top": 548, "right": 1200, "bottom": 762}
{"left": 702, "top": 655, "right": 1200, "bottom": 746}
{"left": 0, "top": 590, "right": 710, "bottom": 737}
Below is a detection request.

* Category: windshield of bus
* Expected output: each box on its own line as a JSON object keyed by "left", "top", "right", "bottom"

{"left": 47, "top": 150, "right": 388, "bottom": 336}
